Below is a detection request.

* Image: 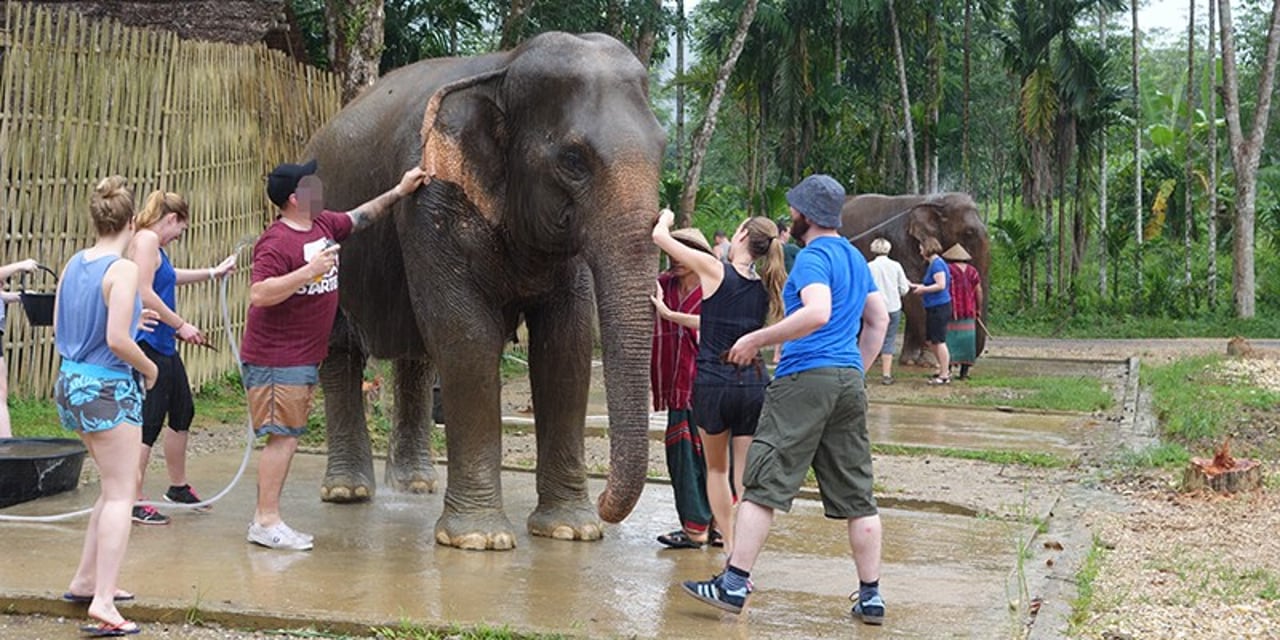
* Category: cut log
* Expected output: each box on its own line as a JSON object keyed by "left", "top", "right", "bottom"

{"left": 1182, "top": 457, "right": 1263, "bottom": 494}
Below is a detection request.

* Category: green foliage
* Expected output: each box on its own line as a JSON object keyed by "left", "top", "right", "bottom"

{"left": 6, "top": 397, "right": 62, "bottom": 438}
{"left": 1143, "top": 356, "right": 1280, "bottom": 449}
{"left": 1068, "top": 534, "right": 1108, "bottom": 632}
{"left": 370, "top": 621, "right": 568, "bottom": 639}
{"left": 1117, "top": 442, "right": 1191, "bottom": 469}
{"left": 872, "top": 444, "right": 1071, "bottom": 469}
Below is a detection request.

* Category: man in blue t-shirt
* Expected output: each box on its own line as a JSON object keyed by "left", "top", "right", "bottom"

{"left": 680, "top": 174, "right": 891, "bottom": 626}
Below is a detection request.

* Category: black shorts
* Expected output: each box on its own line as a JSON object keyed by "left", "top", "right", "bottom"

{"left": 925, "top": 302, "right": 952, "bottom": 344}
{"left": 139, "top": 341, "right": 195, "bottom": 446}
{"left": 692, "top": 382, "right": 765, "bottom": 437}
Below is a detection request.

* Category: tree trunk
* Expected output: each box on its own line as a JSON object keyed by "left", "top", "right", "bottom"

{"left": 326, "top": 0, "right": 386, "bottom": 104}
{"left": 1098, "top": 6, "right": 1110, "bottom": 298}
{"left": 1206, "top": 0, "right": 1218, "bottom": 308}
{"left": 499, "top": 0, "right": 535, "bottom": 50}
{"left": 1132, "top": 0, "right": 1144, "bottom": 297}
{"left": 677, "top": 0, "right": 760, "bottom": 223}
{"left": 632, "top": 0, "right": 662, "bottom": 67}
{"left": 675, "top": 0, "right": 686, "bottom": 178}
{"left": 924, "top": 9, "right": 940, "bottom": 193}
{"left": 888, "top": 0, "right": 919, "bottom": 194}
{"left": 962, "top": 0, "right": 972, "bottom": 192}
{"left": 1218, "top": 0, "right": 1280, "bottom": 319}
{"left": 1184, "top": 0, "right": 1197, "bottom": 290}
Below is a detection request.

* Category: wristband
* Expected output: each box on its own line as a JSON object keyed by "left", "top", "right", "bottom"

{"left": 209, "top": 268, "right": 217, "bottom": 281}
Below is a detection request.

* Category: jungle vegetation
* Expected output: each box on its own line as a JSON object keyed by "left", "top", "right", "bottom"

{"left": 294, "top": 0, "right": 1280, "bottom": 334}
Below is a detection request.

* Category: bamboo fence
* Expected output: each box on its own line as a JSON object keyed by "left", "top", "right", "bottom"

{"left": 1, "top": 2, "right": 342, "bottom": 398}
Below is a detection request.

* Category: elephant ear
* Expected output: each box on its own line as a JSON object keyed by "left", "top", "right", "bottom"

{"left": 906, "top": 202, "right": 946, "bottom": 247}
{"left": 419, "top": 68, "right": 509, "bottom": 224}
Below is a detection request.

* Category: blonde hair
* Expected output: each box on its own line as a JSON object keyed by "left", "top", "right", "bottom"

{"left": 136, "top": 190, "right": 189, "bottom": 230}
{"left": 870, "top": 237, "right": 891, "bottom": 255}
{"left": 741, "top": 216, "right": 787, "bottom": 325}
{"left": 919, "top": 236, "right": 942, "bottom": 257}
{"left": 90, "top": 176, "right": 134, "bottom": 236}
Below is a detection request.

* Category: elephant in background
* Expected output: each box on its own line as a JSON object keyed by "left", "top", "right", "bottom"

{"left": 305, "top": 33, "right": 665, "bottom": 550}
{"left": 840, "top": 193, "right": 990, "bottom": 366}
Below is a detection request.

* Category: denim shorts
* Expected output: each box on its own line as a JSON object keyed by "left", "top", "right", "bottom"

{"left": 55, "top": 361, "right": 144, "bottom": 433}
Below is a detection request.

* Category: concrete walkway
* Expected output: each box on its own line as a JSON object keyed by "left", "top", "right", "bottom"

{"left": 0, "top": 450, "right": 1035, "bottom": 639}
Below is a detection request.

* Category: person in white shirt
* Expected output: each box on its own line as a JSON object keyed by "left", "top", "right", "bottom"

{"left": 865, "top": 238, "right": 910, "bottom": 384}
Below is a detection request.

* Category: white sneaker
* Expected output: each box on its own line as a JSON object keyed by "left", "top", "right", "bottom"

{"left": 277, "top": 521, "right": 314, "bottom": 543}
{"left": 247, "top": 521, "right": 313, "bottom": 550}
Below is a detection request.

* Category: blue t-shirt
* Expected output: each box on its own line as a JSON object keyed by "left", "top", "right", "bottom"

{"left": 775, "top": 236, "right": 877, "bottom": 377}
{"left": 921, "top": 256, "right": 951, "bottom": 308}
{"left": 138, "top": 248, "right": 178, "bottom": 355}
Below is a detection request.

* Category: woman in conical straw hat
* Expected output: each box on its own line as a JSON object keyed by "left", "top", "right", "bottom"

{"left": 941, "top": 244, "right": 983, "bottom": 380}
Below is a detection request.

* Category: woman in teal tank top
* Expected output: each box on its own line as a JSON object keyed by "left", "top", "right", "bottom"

{"left": 53, "top": 176, "right": 157, "bottom": 636}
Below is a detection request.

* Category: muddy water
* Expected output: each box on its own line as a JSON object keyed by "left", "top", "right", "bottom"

{"left": 0, "top": 453, "right": 1030, "bottom": 639}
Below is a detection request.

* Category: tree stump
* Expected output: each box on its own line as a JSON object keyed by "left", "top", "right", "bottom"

{"left": 1181, "top": 437, "right": 1263, "bottom": 494}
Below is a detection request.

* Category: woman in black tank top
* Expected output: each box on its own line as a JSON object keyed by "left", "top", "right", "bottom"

{"left": 653, "top": 210, "right": 787, "bottom": 555}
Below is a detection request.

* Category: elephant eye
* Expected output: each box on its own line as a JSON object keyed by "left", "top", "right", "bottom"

{"left": 557, "top": 147, "right": 591, "bottom": 182}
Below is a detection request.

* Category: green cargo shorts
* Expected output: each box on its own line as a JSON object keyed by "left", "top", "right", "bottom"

{"left": 741, "top": 367, "right": 878, "bottom": 519}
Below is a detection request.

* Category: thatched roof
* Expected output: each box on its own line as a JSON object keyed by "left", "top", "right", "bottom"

{"left": 21, "top": 1, "right": 307, "bottom": 60}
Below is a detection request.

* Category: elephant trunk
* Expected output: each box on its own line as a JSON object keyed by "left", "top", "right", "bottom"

{"left": 587, "top": 208, "right": 658, "bottom": 523}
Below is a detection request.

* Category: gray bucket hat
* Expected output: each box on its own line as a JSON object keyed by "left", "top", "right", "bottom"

{"left": 785, "top": 174, "right": 846, "bottom": 229}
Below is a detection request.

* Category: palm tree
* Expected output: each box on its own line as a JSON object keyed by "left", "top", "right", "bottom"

{"left": 327, "top": 0, "right": 387, "bottom": 103}
{"left": 1131, "top": 0, "right": 1143, "bottom": 296}
{"left": 1097, "top": 4, "right": 1110, "bottom": 297}
{"left": 887, "top": 0, "right": 920, "bottom": 193}
{"left": 1205, "top": 0, "right": 1218, "bottom": 308}
{"left": 1182, "top": 0, "right": 1197, "bottom": 290}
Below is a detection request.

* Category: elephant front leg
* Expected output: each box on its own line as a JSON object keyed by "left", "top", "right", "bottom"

{"left": 434, "top": 345, "right": 516, "bottom": 550}
{"left": 523, "top": 291, "right": 602, "bottom": 542}
{"left": 319, "top": 316, "right": 376, "bottom": 502}
{"left": 385, "top": 358, "right": 438, "bottom": 494}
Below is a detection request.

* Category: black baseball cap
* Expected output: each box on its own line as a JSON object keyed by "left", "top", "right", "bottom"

{"left": 266, "top": 159, "right": 318, "bottom": 208}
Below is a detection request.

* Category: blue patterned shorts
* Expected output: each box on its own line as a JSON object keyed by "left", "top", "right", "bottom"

{"left": 55, "top": 361, "right": 144, "bottom": 433}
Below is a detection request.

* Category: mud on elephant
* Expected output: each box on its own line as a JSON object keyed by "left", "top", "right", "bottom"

{"left": 840, "top": 193, "right": 989, "bottom": 366}
{"left": 305, "top": 33, "right": 665, "bottom": 550}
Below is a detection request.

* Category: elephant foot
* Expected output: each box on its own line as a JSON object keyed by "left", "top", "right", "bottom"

{"left": 435, "top": 508, "right": 518, "bottom": 551}
{"left": 386, "top": 463, "right": 438, "bottom": 495}
{"left": 527, "top": 500, "right": 604, "bottom": 542}
{"left": 320, "top": 471, "right": 374, "bottom": 503}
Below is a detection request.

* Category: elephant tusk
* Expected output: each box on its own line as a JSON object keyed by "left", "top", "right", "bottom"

{"left": 418, "top": 68, "right": 509, "bottom": 179}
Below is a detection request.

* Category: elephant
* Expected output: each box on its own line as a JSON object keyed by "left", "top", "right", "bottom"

{"left": 839, "top": 193, "right": 990, "bottom": 366}
{"left": 302, "top": 32, "right": 665, "bottom": 550}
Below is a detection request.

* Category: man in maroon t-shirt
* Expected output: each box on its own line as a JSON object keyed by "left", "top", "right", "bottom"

{"left": 240, "top": 159, "right": 425, "bottom": 551}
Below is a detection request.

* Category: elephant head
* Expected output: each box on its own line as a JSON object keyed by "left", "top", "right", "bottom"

{"left": 902, "top": 194, "right": 990, "bottom": 355}
{"left": 419, "top": 33, "right": 665, "bottom": 523}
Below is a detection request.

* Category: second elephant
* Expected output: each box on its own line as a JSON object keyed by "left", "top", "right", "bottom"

{"left": 840, "top": 193, "right": 990, "bottom": 365}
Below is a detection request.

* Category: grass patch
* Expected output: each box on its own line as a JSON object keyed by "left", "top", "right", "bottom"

{"left": 872, "top": 443, "right": 1071, "bottom": 468}
{"left": 1117, "top": 442, "right": 1191, "bottom": 469}
{"left": 7, "top": 396, "right": 62, "bottom": 438}
{"left": 1068, "top": 534, "right": 1108, "bottom": 632}
{"left": 915, "top": 374, "right": 1114, "bottom": 413}
{"left": 1144, "top": 356, "right": 1280, "bottom": 447}
{"left": 988, "top": 311, "right": 1280, "bottom": 339}
{"left": 371, "top": 621, "right": 568, "bottom": 639}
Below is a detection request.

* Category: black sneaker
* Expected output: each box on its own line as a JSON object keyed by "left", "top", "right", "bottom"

{"left": 131, "top": 504, "right": 170, "bottom": 525}
{"left": 681, "top": 571, "right": 751, "bottom": 614}
{"left": 851, "top": 592, "right": 886, "bottom": 625}
{"left": 164, "top": 484, "right": 211, "bottom": 512}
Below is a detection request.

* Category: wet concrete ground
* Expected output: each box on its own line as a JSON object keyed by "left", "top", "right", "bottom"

{"left": 1, "top": 450, "right": 1034, "bottom": 639}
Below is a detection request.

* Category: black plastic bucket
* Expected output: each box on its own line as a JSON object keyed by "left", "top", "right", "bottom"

{"left": 18, "top": 265, "right": 57, "bottom": 327}
{"left": 0, "top": 438, "right": 87, "bottom": 508}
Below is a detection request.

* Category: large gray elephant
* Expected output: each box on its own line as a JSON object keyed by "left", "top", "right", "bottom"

{"left": 303, "top": 33, "right": 664, "bottom": 550}
{"left": 840, "top": 193, "right": 989, "bottom": 365}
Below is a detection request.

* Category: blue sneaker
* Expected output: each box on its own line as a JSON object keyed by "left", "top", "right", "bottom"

{"left": 851, "top": 592, "right": 885, "bottom": 625}
{"left": 682, "top": 572, "right": 751, "bottom": 614}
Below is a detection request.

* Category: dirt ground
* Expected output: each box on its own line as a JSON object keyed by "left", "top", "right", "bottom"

{"left": 5, "top": 337, "right": 1279, "bottom": 639}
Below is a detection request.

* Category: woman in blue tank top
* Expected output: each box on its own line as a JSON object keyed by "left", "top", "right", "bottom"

{"left": 53, "top": 176, "right": 157, "bottom": 636}
{"left": 653, "top": 210, "right": 786, "bottom": 555}
{"left": 127, "top": 191, "right": 236, "bottom": 524}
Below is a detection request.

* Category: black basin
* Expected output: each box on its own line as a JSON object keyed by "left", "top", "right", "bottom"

{"left": 0, "top": 438, "right": 87, "bottom": 508}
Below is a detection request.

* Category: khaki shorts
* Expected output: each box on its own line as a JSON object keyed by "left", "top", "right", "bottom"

{"left": 242, "top": 364, "right": 318, "bottom": 438}
{"left": 741, "top": 367, "right": 877, "bottom": 519}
